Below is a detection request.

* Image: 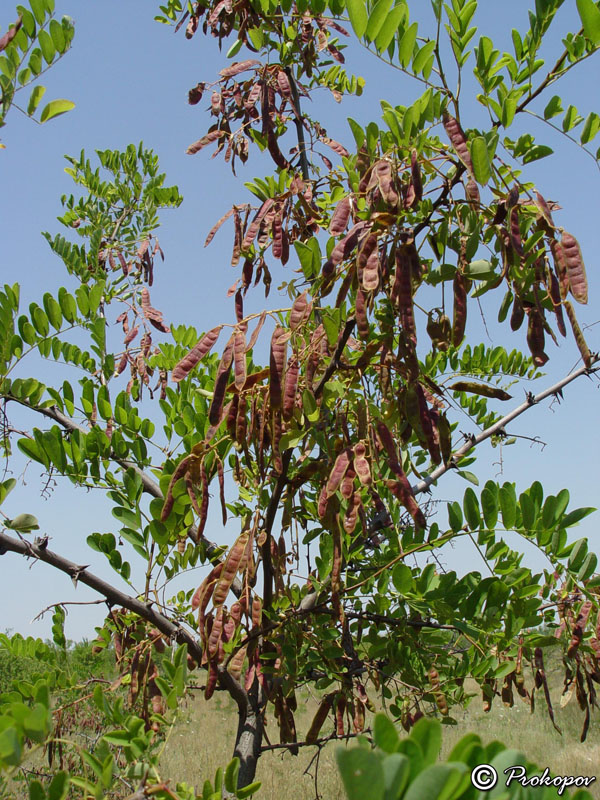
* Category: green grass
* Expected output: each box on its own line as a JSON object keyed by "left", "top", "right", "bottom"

{"left": 159, "top": 662, "right": 600, "bottom": 799}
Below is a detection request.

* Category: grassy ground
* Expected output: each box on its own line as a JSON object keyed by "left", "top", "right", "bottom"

{"left": 159, "top": 660, "right": 600, "bottom": 800}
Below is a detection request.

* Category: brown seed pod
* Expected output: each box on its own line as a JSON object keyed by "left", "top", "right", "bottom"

{"left": 329, "top": 196, "right": 352, "bottom": 235}
{"left": 560, "top": 231, "right": 588, "bottom": 304}
{"left": 443, "top": 112, "right": 473, "bottom": 172}
{"left": 510, "top": 293, "right": 525, "bottom": 331}
{"left": 252, "top": 596, "right": 262, "bottom": 629}
{"left": 509, "top": 207, "right": 524, "bottom": 257}
{"left": 172, "top": 326, "right": 223, "bottom": 382}
{"left": 306, "top": 693, "right": 335, "bottom": 744}
{"left": 326, "top": 449, "right": 352, "bottom": 497}
{"left": 437, "top": 411, "right": 452, "bottom": 465}
{"left": 410, "top": 149, "right": 423, "bottom": 203}
{"left": 449, "top": 381, "right": 512, "bottom": 401}
{"left": 235, "top": 393, "right": 248, "bottom": 444}
{"left": 213, "top": 531, "right": 250, "bottom": 608}
{"left": 550, "top": 238, "right": 570, "bottom": 300}
{"left": 322, "top": 221, "right": 369, "bottom": 282}
{"left": 416, "top": 384, "right": 441, "bottom": 464}
{"left": 452, "top": 271, "right": 468, "bottom": 347}
{"left": 242, "top": 198, "right": 275, "bottom": 251}
{"left": 160, "top": 456, "right": 191, "bottom": 522}
{"left": 355, "top": 288, "right": 370, "bottom": 339}
{"left": 525, "top": 307, "right": 548, "bottom": 366}
{"left": 394, "top": 246, "right": 417, "bottom": 344}
{"left": 228, "top": 644, "right": 248, "bottom": 681}
{"left": 353, "top": 442, "right": 372, "bottom": 486}
{"left": 233, "top": 330, "right": 247, "bottom": 391}
{"left": 283, "top": 357, "right": 299, "bottom": 422}
{"left": 209, "top": 335, "right": 235, "bottom": 426}
{"left": 290, "top": 292, "right": 310, "bottom": 331}
{"left": 386, "top": 475, "right": 426, "bottom": 530}
{"left": 564, "top": 301, "right": 592, "bottom": 368}
{"left": 548, "top": 270, "right": 567, "bottom": 337}
{"left": 335, "top": 694, "right": 347, "bottom": 737}
{"left": 269, "top": 326, "right": 288, "bottom": 409}
{"left": 373, "top": 159, "right": 399, "bottom": 208}
{"left": 343, "top": 493, "right": 362, "bottom": 534}
{"left": 568, "top": 600, "right": 593, "bottom": 658}
{"left": 340, "top": 467, "right": 356, "bottom": 500}
{"left": 205, "top": 660, "right": 218, "bottom": 700}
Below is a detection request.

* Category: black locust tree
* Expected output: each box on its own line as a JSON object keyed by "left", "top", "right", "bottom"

{"left": 1, "top": 0, "right": 600, "bottom": 797}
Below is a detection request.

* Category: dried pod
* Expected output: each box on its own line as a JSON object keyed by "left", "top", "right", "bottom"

{"left": 568, "top": 600, "right": 593, "bottom": 658}
{"left": 410, "top": 149, "right": 423, "bottom": 202}
{"left": 452, "top": 271, "right": 467, "bottom": 347}
{"left": 213, "top": 531, "right": 250, "bottom": 607}
{"left": 306, "top": 693, "right": 335, "bottom": 744}
{"left": 564, "top": 301, "right": 592, "bottom": 368}
{"left": 353, "top": 442, "right": 372, "bottom": 486}
{"left": 269, "top": 326, "right": 288, "bottom": 409}
{"left": 394, "top": 246, "right": 417, "bottom": 344}
{"left": 326, "top": 449, "right": 352, "bottom": 497}
{"left": 510, "top": 293, "right": 525, "bottom": 331}
{"left": 233, "top": 330, "right": 247, "bottom": 391}
{"left": 443, "top": 112, "right": 472, "bottom": 173}
{"left": 205, "top": 660, "right": 218, "bottom": 700}
{"left": 283, "top": 357, "right": 299, "bottom": 422}
{"left": 355, "top": 288, "right": 370, "bottom": 339}
{"left": 290, "top": 292, "right": 310, "bottom": 330}
{"left": 525, "top": 307, "right": 548, "bottom": 367}
{"left": 160, "top": 456, "right": 191, "bottom": 522}
{"left": 209, "top": 335, "right": 235, "bottom": 425}
{"left": 560, "top": 231, "right": 587, "bottom": 304}
{"left": 329, "top": 196, "right": 351, "bottom": 235}
{"left": 228, "top": 644, "right": 248, "bottom": 681}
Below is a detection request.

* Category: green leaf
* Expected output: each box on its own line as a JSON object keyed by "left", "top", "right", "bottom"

{"left": 375, "top": 3, "right": 407, "bottom": 52}
{"left": 568, "top": 538, "right": 588, "bottom": 572}
{"left": 577, "top": 0, "right": 600, "bottom": 44}
{"left": 38, "top": 29, "right": 55, "bottom": 65}
{"left": 365, "top": 0, "right": 393, "bottom": 42}
{"left": 336, "top": 747, "right": 385, "bottom": 800}
{"left": 543, "top": 94, "right": 563, "bottom": 120}
{"left": 112, "top": 506, "right": 140, "bottom": 530}
{"left": 224, "top": 758, "right": 240, "bottom": 793}
{"left": 481, "top": 483, "right": 498, "bottom": 529}
{"left": 346, "top": 0, "right": 369, "bottom": 38}
{"left": 398, "top": 21, "right": 418, "bottom": 67}
{"left": 499, "top": 484, "right": 517, "bottom": 529}
{"left": 6, "top": 513, "right": 40, "bottom": 532}
{"left": 0, "top": 478, "right": 16, "bottom": 506}
{"left": 448, "top": 501, "right": 463, "bottom": 532}
{"left": 383, "top": 754, "right": 410, "bottom": 799}
{"left": 0, "top": 726, "right": 21, "bottom": 766}
{"left": 403, "top": 764, "right": 467, "bottom": 800}
{"left": 470, "top": 136, "right": 491, "bottom": 184}
{"left": 578, "top": 552, "right": 597, "bottom": 581}
{"left": 49, "top": 19, "right": 66, "bottom": 53}
{"left": 392, "top": 563, "right": 412, "bottom": 593}
{"left": 30, "top": 0, "right": 46, "bottom": 25}
{"left": 39, "top": 98, "right": 75, "bottom": 123}
{"left": 463, "top": 487, "right": 481, "bottom": 530}
{"left": 27, "top": 84, "right": 46, "bottom": 116}
{"left": 17, "top": 437, "right": 46, "bottom": 465}
{"left": 373, "top": 713, "right": 399, "bottom": 753}
{"left": 409, "top": 717, "right": 441, "bottom": 766}
{"left": 561, "top": 507, "right": 595, "bottom": 528}
{"left": 237, "top": 782, "right": 262, "bottom": 799}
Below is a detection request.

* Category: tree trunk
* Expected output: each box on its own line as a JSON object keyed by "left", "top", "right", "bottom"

{"left": 219, "top": 668, "right": 265, "bottom": 789}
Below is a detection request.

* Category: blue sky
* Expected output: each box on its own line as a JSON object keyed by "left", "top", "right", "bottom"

{"left": 1, "top": 0, "right": 599, "bottom": 640}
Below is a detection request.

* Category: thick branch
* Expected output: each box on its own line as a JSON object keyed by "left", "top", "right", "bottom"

{"left": 0, "top": 529, "right": 203, "bottom": 664}
{"left": 314, "top": 317, "right": 356, "bottom": 399}
{"left": 5, "top": 395, "right": 241, "bottom": 594}
{"left": 413, "top": 359, "right": 600, "bottom": 496}
{"left": 285, "top": 67, "right": 310, "bottom": 182}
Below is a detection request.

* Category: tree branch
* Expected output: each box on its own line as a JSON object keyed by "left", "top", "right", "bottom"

{"left": 314, "top": 317, "right": 356, "bottom": 398}
{"left": 4, "top": 395, "right": 242, "bottom": 594}
{"left": 0, "top": 529, "right": 204, "bottom": 664}
{"left": 413, "top": 359, "right": 600, "bottom": 496}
